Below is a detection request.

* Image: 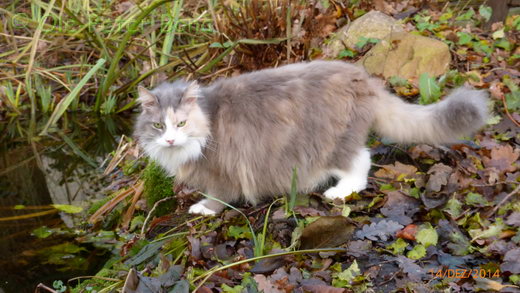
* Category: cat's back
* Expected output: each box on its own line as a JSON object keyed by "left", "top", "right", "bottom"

{"left": 204, "top": 60, "right": 370, "bottom": 101}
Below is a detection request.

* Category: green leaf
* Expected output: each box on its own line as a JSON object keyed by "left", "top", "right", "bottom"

{"left": 51, "top": 204, "right": 83, "bottom": 214}
{"left": 379, "top": 183, "right": 396, "bottom": 191}
{"left": 53, "top": 280, "right": 66, "bottom": 293}
{"left": 355, "top": 37, "right": 379, "bottom": 49}
{"left": 514, "top": 17, "right": 520, "bottom": 30}
{"left": 465, "top": 192, "right": 490, "bottom": 207}
{"left": 487, "top": 115, "right": 502, "bottom": 125}
{"left": 469, "top": 218, "right": 505, "bottom": 241}
{"left": 338, "top": 49, "right": 355, "bottom": 58}
{"left": 221, "top": 284, "right": 244, "bottom": 293}
{"left": 474, "top": 40, "right": 493, "bottom": 55}
{"left": 409, "top": 187, "right": 420, "bottom": 199}
{"left": 445, "top": 197, "right": 463, "bottom": 218}
{"left": 492, "top": 28, "right": 505, "bottom": 39}
{"left": 228, "top": 225, "right": 252, "bottom": 240}
{"left": 510, "top": 275, "right": 520, "bottom": 285}
{"left": 419, "top": 73, "right": 441, "bottom": 105}
{"left": 495, "top": 39, "right": 512, "bottom": 51}
{"left": 33, "top": 226, "right": 53, "bottom": 238}
{"left": 407, "top": 244, "right": 426, "bottom": 259}
{"left": 333, "top": 260, "right": 360, "bottom": 287}
{"left": 416, "top": 223, "right": 438, "bottom": 248}
{"left": 457, "top": 32, "right": 473, "bottom": 45}
{"left": 388, "top": 238, "right": 408, "bottom": 254}
{"left": 126, "top": 239, "right": 167, "bottom": 266}
{"left": 456, "top": 8, "right": 475, "bottom": 21}
{"left": 342, "top": 205, "right": 351, "bottom": 217}
{"left": 14, "top": 205, "right": 26, "bottom": 210}
{"left": 479, "top": 5, "right": 492, "bottom": 22}
{"left": 439, "top": 11, "right": 453, "bottom": 22}
{"left": 505, "top": 92, "right": 520, "bottom": 112}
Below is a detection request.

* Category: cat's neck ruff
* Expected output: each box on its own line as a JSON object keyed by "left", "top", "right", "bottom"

{"left": 144, "top": 138, "right": 206, "bottom": 176}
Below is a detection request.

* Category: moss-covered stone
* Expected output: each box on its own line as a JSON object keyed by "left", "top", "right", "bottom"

{"left": 142, "top": 161, "right": 175, "bottom": 216}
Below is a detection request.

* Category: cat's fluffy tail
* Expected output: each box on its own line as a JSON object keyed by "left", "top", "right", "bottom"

{"left": 372, "top": 87, "right": 489, "bottom": 144}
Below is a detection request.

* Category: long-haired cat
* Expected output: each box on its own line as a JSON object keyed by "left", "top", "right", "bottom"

{"left": 134, "top": 60, "right": 488, "bottom": 215}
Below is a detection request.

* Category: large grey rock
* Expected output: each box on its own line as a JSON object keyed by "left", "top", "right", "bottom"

{"left": 323, "top": 10, "right": 404, "bottom": 57}
{"left": 358, "top": 31, "right": 451, "bottom": 80}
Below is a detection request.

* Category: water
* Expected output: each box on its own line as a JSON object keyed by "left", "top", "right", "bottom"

{"left": 0, "top": 114, "right": 132, "bottom": 293}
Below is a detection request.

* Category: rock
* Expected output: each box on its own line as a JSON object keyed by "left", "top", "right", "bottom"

{"left": 358, "top": 31, "right": 451, "bottom": 80}
{"left": 323, "top": 11, "right": 404, "bottom": 57}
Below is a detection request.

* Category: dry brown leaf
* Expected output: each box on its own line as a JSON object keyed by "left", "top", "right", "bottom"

{"left": 300, "top": 216, "right": 355, "bottom": 249}
{"left": 397, "top": 224, "right": 418, "bottom": 241}
{"left": 482, "top": 144, "right": 520, "bottom": 173}
{"left": 374, "top": 162, "right": 418, "bottom": 180}
{"left": 426, "top": 163, "right": 453, "bottom": 192}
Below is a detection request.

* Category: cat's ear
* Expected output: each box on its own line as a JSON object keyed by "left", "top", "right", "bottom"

{"left": 181, "top": 81, "right": 200, "bottom": 105}
{"left": 137, "top": 86, "right": 158, "bottom": 110}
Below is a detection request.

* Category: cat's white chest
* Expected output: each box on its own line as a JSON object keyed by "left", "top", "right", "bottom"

{"left": 145, "top": 140, "right": 203, "bottom": 176}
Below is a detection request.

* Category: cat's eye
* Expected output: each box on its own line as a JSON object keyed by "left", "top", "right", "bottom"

{"left": 177, "top": 120, "right": 186, "bottom": 127}
{"left": 152, "top": 122, "right": 163, "bottom": 129}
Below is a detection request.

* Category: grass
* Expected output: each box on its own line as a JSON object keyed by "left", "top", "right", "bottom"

{"left": 1, "top": 0, "right": 304, "bottom": 146}
{"left": 1, "top": 0, "right": 214, "bottom": 138}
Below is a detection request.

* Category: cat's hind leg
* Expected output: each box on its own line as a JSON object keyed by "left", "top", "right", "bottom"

{"left": 188, "top": 196, "right": 225, "bottom": 216}
{"left": 324, "top": 148, "right": 371, "bottom": 200}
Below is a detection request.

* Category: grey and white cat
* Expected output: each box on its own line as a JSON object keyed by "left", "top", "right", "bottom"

{"left": 134, "top": 60, "right": 488, "bottom": 216}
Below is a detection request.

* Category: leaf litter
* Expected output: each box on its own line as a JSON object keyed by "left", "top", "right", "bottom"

{"left": 27, "top": 1, "right": 520, "bottom": 292}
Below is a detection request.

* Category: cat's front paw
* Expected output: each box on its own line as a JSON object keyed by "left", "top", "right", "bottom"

{"left": 188, "top": 201, "right": 217, "bottom": 216}
{"left": 323, "top": 186, "right": 355, "bottom": 200}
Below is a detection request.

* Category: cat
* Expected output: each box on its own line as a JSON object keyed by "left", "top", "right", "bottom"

{"left": 134, "top": 60, "right": 489, "bottom": 216}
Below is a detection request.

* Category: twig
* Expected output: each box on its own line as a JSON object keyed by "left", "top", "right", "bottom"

{"left": 35, "top": 283, "right": 57, "bottom": 293}
{"left": 502, "top": 93, "right": 520, "bottom": 128}
{"left": 140, "top": 196, "right": 175, "bottom": 236}
{"left": 491, "top": 184, "right": 520, "bottom": 216}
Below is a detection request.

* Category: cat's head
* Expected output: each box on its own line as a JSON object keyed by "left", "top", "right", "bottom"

{"left": 134, "top": 80, "right": 210, "bottom": 162}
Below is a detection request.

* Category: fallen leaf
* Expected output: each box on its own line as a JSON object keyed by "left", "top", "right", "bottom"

{"left": 426, "top": 163, "right": 453, "bottom": 192}
{"left": 474, "top": 278, "right": 518, "bottom": 291}
{"left": 380, "top": 191, "right": 420, "bottom": 225}
{"left": 501, "top": 248, "right": 520, "bottom": 274}
{"left": 416, "top": 223, "right": 438, "bottom": 248}
{"left": 253, "top": 274, "right": 284, "bottom": 293}
{"left": 395, "top": 255, "right": 427, "bottom": 281}
{"left": 300, "top": 216, "right": 355, "bottom": 249}
{"left": 482, "top": 145, "right": 520, "bottom": 173}
{"left": 396, "top": 224, "right": 418, "bottom": 241}
{"left": 374, "top": 162, "right": 418, "bottom": 180}
{"left": 346, "top": 240, "right": 373, "bottom": 257}
{"left": 356, "top": 219, "right": 403, "bottom": 242}
{"left": 506, "top": 212, "right": 520, "bottom": 226}
{"left": 250, "top": 257, "right": 286, "bottom": 274}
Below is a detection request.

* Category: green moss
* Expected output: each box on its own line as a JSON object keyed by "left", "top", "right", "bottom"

{"left": 143, "top": 161, "right": 175, "bottom": 216}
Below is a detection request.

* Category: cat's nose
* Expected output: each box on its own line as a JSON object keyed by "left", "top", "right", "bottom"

{"left": 166, "top": 139, "right": 174, "bottom": 145}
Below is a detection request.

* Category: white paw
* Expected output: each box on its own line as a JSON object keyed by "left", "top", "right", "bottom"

{"left": 188, "top": 202, "right": 217, "bottom": 216}
{"left": 323, "top": 186, "right": 355, "bottom": 200}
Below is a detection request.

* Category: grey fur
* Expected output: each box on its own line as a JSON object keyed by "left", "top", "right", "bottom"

{"left": 134, "top": 60, "right": 489, "bottom": 213}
